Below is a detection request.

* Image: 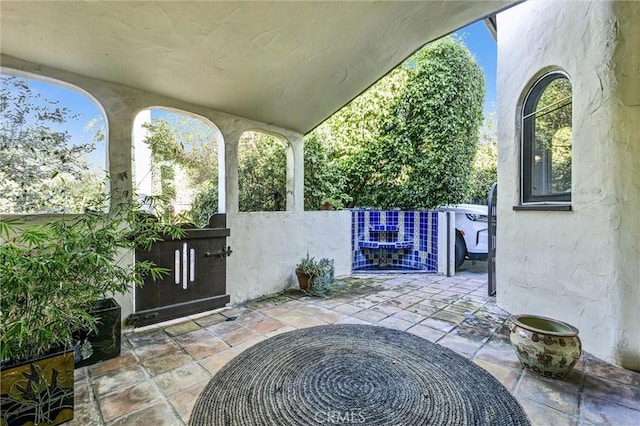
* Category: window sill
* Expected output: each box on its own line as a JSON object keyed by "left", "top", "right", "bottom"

{"left": 513, "top": 204, "right": 572, "bottom": 211}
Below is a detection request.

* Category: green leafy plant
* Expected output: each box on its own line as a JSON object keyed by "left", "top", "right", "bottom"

{"left": 306, "top": 37, "right": 484, "bottom": 209}
{"left": 296, "top": 253, "right": 335, "bottom": 296}
{"left": 469, "top": 115, "right": 498, "bottom": 203}
{"left": 310, "top": 258, "right": 335, "bottom": 296}
{"left": 303, "top": 132, "right": 350, "bottom": 211}
{"left": 296, "top": 253, "right": 320, "bottom": 276}
{"left": 0, "top": 196, "right": 186, "bottom": 363}
{"left": 238, "top": 132, "right": 287, "bottom": 212}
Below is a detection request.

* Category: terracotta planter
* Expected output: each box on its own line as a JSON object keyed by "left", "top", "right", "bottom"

{"left": 73, "top": 298, "right": 121, "bottom": 368}
{"left": 509, "top": 314, "right": 581, "bottom": 379}
{"left": 295, "top": 269, "right": 314, "bottom": 291}
{"left": 320, "top": 203, "right": 333, "bottom": 211}
{"left": 0, "top": 349, "right": 75, "bottom": 425}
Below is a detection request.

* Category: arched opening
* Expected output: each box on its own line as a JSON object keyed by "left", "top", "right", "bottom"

{"left": 132, "top": 108, "right": 223, "bottom": 226}
{"left": 238, "top": 131, "right": 288, "bottom": 212}
{"left": 0, "top": 72, "right": 107, "bottom": 214}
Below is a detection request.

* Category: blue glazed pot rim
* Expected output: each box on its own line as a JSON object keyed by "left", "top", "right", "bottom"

{"left": 510, "top": 314, "right": 579, "bottom": 337}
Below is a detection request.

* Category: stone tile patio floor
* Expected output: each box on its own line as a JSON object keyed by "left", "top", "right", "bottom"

{"left": 72, "top": 266, "right": 640, "bottom": 425}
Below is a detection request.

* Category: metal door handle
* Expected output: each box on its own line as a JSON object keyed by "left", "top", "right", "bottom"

{"left": 205, "top": 246, "right": 233, "bottom": 258}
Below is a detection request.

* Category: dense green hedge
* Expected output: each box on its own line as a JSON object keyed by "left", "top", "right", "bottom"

{"left": 308, "top": 37, "right": 485, "bottom": 210}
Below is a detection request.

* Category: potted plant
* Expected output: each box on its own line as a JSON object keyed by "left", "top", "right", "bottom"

{"left": 0, "top": 196, "right": 185, "bottom": 425}
{"left": 319, "top": 194, "right": 351, "bottom": 211}
{"left": 295, "top": 253, "right": 335, "bottom": 296}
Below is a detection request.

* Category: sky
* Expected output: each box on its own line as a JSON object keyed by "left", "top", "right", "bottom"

{"left": 3, "top": 19, "right": 497, "bottom": 170}
{"left": 454, "top": 20, "right": 497, "bottom": 119}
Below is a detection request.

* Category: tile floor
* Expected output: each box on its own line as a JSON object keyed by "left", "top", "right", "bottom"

{"left": 71, "top": 263, "right": 640, "bottom": 425}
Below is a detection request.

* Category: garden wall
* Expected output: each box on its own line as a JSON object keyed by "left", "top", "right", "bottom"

{"left": 227, "top": 211, "right": 352, "bottom": 304}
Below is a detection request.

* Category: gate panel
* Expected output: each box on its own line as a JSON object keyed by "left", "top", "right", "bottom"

{"left": 129, "top": 216, "right": 231, "bottom": 327}
{"left": 487, "top": 183, "right": 497, "bottom": 296}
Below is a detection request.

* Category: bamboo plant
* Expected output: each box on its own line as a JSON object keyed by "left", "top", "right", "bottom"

{"left": 0, "top": 196, "right": 186, "bottom": 364}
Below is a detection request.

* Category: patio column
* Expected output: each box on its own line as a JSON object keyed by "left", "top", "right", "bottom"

{"left": 288, "top": 133, "right": 304, "bottom": 212}
{"left": 103, "top": 101, "right": 137, "bottom": 207}
{"left": 220, "top": 128, "right": 242, "bottom": 215}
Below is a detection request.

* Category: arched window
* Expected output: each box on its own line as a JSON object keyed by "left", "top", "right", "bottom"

{"left": 521, "top": 71, "right": 572, "bottom": 204}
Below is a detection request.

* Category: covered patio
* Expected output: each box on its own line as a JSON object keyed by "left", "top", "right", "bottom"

{"left": 73, "top": 267, "right": 639, "bottom": 425}
{"left": 0, "top": 0, "right": 517, "bottom": 314}
{"left": 2, "top": 1, "right": 640, "bottom": 425}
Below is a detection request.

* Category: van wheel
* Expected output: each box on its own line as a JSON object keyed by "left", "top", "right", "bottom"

{"left": 455, "top": 232, "right": 467, "bottom": 270}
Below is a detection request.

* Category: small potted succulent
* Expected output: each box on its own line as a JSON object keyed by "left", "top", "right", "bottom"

{"left": 295, "top": 253, "right": 335, "bottom": 296}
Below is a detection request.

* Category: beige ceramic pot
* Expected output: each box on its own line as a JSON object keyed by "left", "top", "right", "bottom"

{"left": 509, "top": 314, "right": 581, "bottom": 379}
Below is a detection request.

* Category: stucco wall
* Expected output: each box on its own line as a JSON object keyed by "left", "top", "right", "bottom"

{"left": 496, "top": 1, "right": 640, "bottom": 369}
{"left": 227, "top": 211, "right": 352, "bottom": 303}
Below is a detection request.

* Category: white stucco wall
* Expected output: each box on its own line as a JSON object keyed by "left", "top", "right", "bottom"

{"left": 496, "top": 1, "right": 640, "bottom": 369}
{"left": 227, "top": 211, "right": 352, "bottom": 303}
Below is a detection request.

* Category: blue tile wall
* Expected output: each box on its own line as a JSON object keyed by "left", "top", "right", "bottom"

{"left": 352, "top": 210, "right": 439, "bottom": 273}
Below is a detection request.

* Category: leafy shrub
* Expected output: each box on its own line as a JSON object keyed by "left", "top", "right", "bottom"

{"left": 0, "top": 196, "right": 186, "bottom": 362}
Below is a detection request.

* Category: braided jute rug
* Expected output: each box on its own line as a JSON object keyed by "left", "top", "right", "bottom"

{"left": 190, "top": 324, "right": 530, "bottom": 426}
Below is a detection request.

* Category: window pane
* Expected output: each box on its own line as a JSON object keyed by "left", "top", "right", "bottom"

{"left": 525, "top": 75, "right": 572, "bottom": 200}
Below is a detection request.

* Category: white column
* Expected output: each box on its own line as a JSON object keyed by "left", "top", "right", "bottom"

{"left": 217, "top": 135, "right": 226, "bottom": 213}
{"left": 132, "top": 110, "right": 152, "bottom": 200}
{"left": 221, "top": 129, "right": 242, "bottom": 215}
{"left": 287, "top": 134, "right": 304, "bottom": 212}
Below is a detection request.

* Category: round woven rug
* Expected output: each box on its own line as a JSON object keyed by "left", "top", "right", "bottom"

{"left": 190, "top": 324, "right": 529, "bottom": 425}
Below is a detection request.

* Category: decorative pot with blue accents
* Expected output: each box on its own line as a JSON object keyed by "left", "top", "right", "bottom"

{"left": 509, "top": 314, "right": 581, "bottom": 379}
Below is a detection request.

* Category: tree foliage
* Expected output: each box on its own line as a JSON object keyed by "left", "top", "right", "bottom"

{"left": 310, "top": 69, "right": 408, "bottom": 208}
{"left": 469, "top": 116, "right": 498, "bottom": 202}
{"left": 190, "top": 181, "right": 218, "bottom": 226}
{"left": 307, "top": 37, "right": 485, "bottom": 209}
{"left": 140, "top": 113, "right": 218, "bottom": 222}
{"left": 303, "top": 132, "right": 349, "bottom": 209}
{"left": 372, "top": 38, "right": 484, "bottom": 208}
{"left": 0, "top": 76, "right": 104, "bottom": 213}
{"left": 238, "top": 132, "right": 287, "bottom": 212}
{"left": 144, "top": 124, "right": 289, "bottom": 220}
{"left": 142, "top": 115, "right": 218, "bottom": 184}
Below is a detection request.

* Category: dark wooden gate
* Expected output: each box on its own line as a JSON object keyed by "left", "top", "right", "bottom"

{"left": 128, "top": 214, "right": 231, "bottom": 327}
{"left": 487, "top": 183, "right": 497, "bottom": 296}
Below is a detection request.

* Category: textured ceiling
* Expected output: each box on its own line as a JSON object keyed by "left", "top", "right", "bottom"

{"left": 1, "top": 1, "right": 513, "bottom": 133}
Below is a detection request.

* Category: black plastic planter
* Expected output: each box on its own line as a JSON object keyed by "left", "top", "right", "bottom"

{"left": 73, "top": 298, "right": 121, "bottom": 368}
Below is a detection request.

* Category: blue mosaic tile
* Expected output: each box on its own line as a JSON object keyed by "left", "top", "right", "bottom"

{"left": 370, "top": 225, "right": 398, "bottom": 232}
{"left": 352, "top": 210, "right": 440, "bottom": 272}
{"left": 369, "top": 211, "right": 380, "bottom": 225}
{"left": 359, "top": 241, "right": 379, "bottom": 249}
{"left": 395, "top": 241, "right": 413, "bottom": 249}
{"left": 386, "top": 211, "right": 399, "bottom": 226}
